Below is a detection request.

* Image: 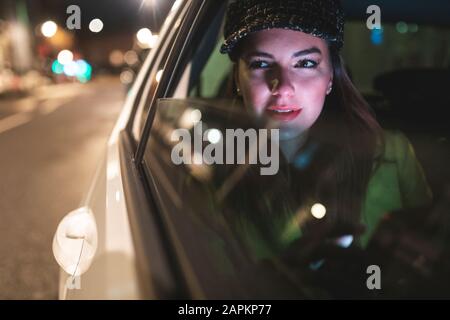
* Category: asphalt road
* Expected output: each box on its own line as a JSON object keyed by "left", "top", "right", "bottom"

{"left": 0, "top": 76, "right": 125, "bottom": 299}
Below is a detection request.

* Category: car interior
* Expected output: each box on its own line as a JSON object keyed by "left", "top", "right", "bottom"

{"left": 139, "top": 0, "right": 450, "bottom": 298}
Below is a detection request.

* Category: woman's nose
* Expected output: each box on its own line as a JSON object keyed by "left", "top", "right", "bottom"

{"left": 270, "top": 69, "right": 294, "bottom": 98}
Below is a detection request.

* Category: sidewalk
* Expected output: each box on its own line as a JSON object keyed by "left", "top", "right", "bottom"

{"left": 0, "top": 75, "right": 121, "bottom": 119}
{"left": 0, "top": 69, "right": 52, "bottom": 99}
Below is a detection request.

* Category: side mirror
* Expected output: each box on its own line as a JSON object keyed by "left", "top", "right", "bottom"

{"left": 52, "top": 207, "right": 98, "bottom": 276}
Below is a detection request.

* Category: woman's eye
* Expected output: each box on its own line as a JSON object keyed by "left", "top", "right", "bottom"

{"left": 295, "top": 59, "right": 318, "bottom": 68}
{"left": 248, "top": 60, "right": 270, "bottom": 69}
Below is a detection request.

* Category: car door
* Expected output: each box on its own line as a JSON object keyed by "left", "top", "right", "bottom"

{"left": 53, "top": 0, "right": 194, "bottom": 300}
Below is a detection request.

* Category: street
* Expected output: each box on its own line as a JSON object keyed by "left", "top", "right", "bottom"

{"left": 0, "top": 76, "right": 125, "bottom": 299}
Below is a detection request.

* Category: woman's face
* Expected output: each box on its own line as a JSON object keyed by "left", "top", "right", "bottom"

{"left": 236, "top": 29, "right": 334, "bottom": 139}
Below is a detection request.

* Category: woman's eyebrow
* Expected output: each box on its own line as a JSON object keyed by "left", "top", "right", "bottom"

{"left": 292, "top": 47, "right": 322, "bottom": 57}
{"left": 244, "top": 47, "right": 322, "bottom": 59}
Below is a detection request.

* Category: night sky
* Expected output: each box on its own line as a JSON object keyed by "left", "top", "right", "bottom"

{"left": 3, "top": 0, "right": 175, "bottom": 38}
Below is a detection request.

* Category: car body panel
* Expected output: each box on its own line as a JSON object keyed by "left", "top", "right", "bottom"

{"left": 55, "top": 0, "right": 190, "bottom": 299}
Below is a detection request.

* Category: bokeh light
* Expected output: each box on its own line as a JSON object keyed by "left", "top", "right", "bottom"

{"left": 120, "top": 69, "right": 135, "bottom": 85}
{"left": 51, "top": 60, "right": 64, "bottom": 74}
{"left": 124, "top": 50, "right": 139, "bottom": 66}
{"left": 396, "top": 21, "right": 408, "bottom": 34}
{"left": 63, "top": 61, "right": 78, "bottom": 77}
{"left": 371, "top": 27, "right": 384, "bottom": 46}
{"left": 75, "top": 60, "right": 92, "bottom": 82}
{"left": 311, "top": 203, "right": 326, "bottom": 219}
{"left": 148, "top": 34, "right": 159, "bottom": 49}
{"left": 89, "top": 19, "right": 104, "bottom": 33}
{"left": 206, "top": 129, "right": 222, "bottom": 144}
{"left": 57, "top": 50, "right": 73, "bottom": 65}
{"left": 136, "top": 28, "right": 153, "bottom": 48}
{"left": 109, "top": 50, "right": 124, "bottom": 67}
{"left": 41, "top": 20, "right": 57, "bottom": 38}
{"left": 409, "top": 23, "right": 419, "bottom": 33}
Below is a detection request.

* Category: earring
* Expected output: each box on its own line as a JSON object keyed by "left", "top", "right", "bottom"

{"left": 236, "top": 87, "right": 242, "bottom": 95}
{"left": 326, "top": 86, "right": 332, "bottom": 95}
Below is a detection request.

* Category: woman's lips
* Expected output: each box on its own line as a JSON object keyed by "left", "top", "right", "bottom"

{"left": 264, "top": 106, "right": 302, "bottom": 122}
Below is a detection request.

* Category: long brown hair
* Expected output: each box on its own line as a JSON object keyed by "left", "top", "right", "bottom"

{"left": 308, "top": 46, "right": 384, "bottom": 228}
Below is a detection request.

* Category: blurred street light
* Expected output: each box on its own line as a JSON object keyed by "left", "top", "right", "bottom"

{"left": 52, "top": 60, "right": 64, "bottom": 74}
{"left": 124, "top": 50, "right": 139, "bottom": 66}
{"left": 311, "top": 203, "right": 327, "bottom": 219}
{"left": 409, "top": 23, "right": 419, "bottom": 33}
{"left": 63, "top": 61, "right": 79, "bottom": 76}
{"left": 120, "top": 69, "right": 135, "bottom": 85}
{"left": 396, "top": 21, "right": 408, "bottom": 34}
{"left": 75, "top": 60, "right": 92, "bottom": 82}
{"left": 53, "top": 58, "right": 92, "bottom": 83}
{"left": 136, "top": 28, "right": 153, "bottom": 48}
{"left": 57, "top": 49, "right": 74, "bottom": 65}
{"left": 89, "top": 19, "right": 104, "bottom": 33}
{"left": 148, "top": 34, "right": 158, "bottom": 49}
{"left": 41, "top": 20, "right": 57, "bottom": 38}
{"left": 109, "top": 50, "right": 124, "bottom": 67}
{"left": 206, "top": 129, "right": 222, "bottom": 144}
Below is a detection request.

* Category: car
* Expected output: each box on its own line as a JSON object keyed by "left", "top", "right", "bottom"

{"left": 52, "top": 0, "right": 450, "bottom": 299}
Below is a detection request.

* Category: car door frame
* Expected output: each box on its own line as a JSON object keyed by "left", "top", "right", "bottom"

{"left": 117, "top": 0, "right": 201, "bottom": 299}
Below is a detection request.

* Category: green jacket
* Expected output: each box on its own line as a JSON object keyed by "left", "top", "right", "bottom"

{"left": 232, "top": 130, "right": 433, "bottom": 259}
{"left": 360, "top": 130, "right": 433, "bottom": 246}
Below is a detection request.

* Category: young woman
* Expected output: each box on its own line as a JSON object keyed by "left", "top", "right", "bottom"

{"left": 217, "top": 0, "right": 432, "bottom": 258}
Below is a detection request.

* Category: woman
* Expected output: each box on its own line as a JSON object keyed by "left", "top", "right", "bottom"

{"left": 217, "top": 0, "right": 432, "bottom": 258}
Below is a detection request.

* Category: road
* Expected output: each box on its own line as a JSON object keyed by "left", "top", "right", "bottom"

{"left": 0, "top": 76, "right": 125, "bottom": 299}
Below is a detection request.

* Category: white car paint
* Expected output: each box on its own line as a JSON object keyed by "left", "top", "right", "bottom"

{"left": 53, "top": 0, "right": 188, "bottom": 299}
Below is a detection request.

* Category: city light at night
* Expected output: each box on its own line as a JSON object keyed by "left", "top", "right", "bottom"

{"left": 41, "top": 20, "right": 57, "bottom": 38}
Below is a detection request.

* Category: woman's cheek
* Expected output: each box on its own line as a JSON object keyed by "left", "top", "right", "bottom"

{"left": 303, "top": 88, "right": 327, "bottom": 118}
{"left": 244, "top": 81, "right": 270, "bottom": 114}
{"left": 291, "top": 81, "right": 327, "bottom": 128}
{"left": 296, "top": 77, "right": 328, "bottom": 105}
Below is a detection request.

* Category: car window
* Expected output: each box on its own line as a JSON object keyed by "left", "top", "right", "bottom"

{"left": 343, "top": 21, "right": 450, "bottom": 95}
{"left": 141, "top": 0, "right": 450, "bottom": 298}
{"left": 170, "top": 3, "right": 231, "bottom": 100}
{"left": 131, "top": 0, "right": 191, "bottom": 142}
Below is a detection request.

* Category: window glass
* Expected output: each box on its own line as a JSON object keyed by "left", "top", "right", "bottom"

{"left": 131, "top": 1, "right": 189, "bottom": 141}
{"left": 343, "top": 22, "right": 450, "bottom": 95}
{"left": 142, "top": 1, "right": 450, "bottom": 298}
